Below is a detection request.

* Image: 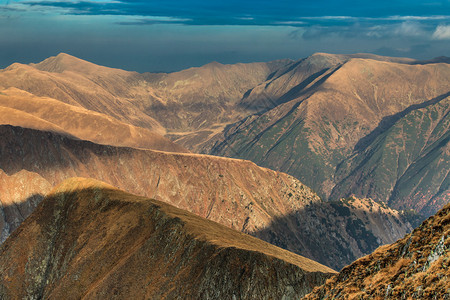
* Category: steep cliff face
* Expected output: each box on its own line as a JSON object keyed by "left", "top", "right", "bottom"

{"left": 304, "top": 203, "right": 450, "bottom": 299}
{"left": 0, "top": 178, "right": 336, "bottom": 299}
{"left": 0, "top": 125, "right": 411, "bottom": 270}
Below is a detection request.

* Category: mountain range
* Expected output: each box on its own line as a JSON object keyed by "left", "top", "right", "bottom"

{"left": 1, "top": 52, "right": 447, "bottom": 217}
{"left": 0, "top": 52, "right": 448, "bottom": 297}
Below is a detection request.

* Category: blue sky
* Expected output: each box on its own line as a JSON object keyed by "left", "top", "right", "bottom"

{"left": 1, "top": 0, "right": 450, "bottom": 72}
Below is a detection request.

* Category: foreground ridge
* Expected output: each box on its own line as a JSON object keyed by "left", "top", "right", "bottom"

{"left": 304, "top": 203, "right": 450, "bottom": 299}
{"left": 0, "top": 177, "right": 335, "bottom": 299}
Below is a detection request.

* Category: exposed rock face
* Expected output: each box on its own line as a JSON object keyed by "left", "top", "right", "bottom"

{"left": 304, "top": 203, "right": 450, "bottom": 299}
{"left": 0, "top": 125, "right": 411, "bottom": 269}
{"left": 209, "top": 55, "right": 450, "bottom": 216}
{"left": 0, "top": 178, "right": 336, "bottom": 299}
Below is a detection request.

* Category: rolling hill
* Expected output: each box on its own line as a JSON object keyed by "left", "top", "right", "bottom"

{"left": 0, "top": 53, "right": 291, "bottom": 152}
{"left": 0, "top": 87, "right": 187, "bottom": 152}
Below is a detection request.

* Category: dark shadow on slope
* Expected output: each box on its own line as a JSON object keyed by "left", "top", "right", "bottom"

{"left": 275, "top": 68, "right": 330, "bottom": 105}
{"left": 1, "top": 186, "right": 335, "bottom": 300}
{"left": 250, "top": 200, "right": 413, "bottom": 271}
{"left": 238, "top": 64, "right": 343, "bottom": 114}
{"left": 213, "top": 67, "right": 348, "bottom": 156}
{"left": 354, "top": 92, "right": 450, "bottom": 152}
{"left": 1, "top": 188, "right": 413, "bottom": 276}
{"left": 0, "top": 124, "right": 148, "bottom": 177}
{"left": 0, "top": 193, "right": 44, "bottom": 243}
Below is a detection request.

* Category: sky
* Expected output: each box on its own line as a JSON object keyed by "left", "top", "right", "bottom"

{"left": 1, "top": 0, "right": 450, "bottom": 72}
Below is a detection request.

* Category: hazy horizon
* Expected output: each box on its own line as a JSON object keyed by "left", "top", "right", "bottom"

{"left": 1, "top": 0, "right": 450, "bottom": 72}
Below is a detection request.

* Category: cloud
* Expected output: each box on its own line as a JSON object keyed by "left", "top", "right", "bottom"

{"left": 13, "top": 0, "right": 450, "bottom": 27}
{"left": 294, "top": 21, "right": 431, "bottom": 41}
{"left": 393, "top": 21, "right": 426, "bottom": 37}
{"left": 116, "top": 17, "right": 191, "bottom": 26}
{"left": 364, "top": 21, "right": 431, "bottom": 40}
{"left": 432, "top": 25, "right": 450, "bottom": 40}
{"left": 385, "top": 15, "right": 450, "bottom": 21}
{"left": 375, "top": 44, "right": 431, "bottom": 57}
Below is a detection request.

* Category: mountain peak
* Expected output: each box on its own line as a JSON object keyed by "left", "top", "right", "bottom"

{"left": 202, "top": 61, "right": 224, "bottom": 69}
{"left": 31, "top": 53, "right": 111, "bottom": 74}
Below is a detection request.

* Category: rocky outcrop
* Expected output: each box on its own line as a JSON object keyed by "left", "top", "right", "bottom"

{"left": 0, "top": 178, "right": 336, "bottom": 299}
{"left": 304, "top": 203, "right": 450, "bottom": 299}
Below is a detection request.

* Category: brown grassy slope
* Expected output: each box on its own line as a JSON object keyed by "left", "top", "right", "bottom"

{"left": 0, "top": 125, "right": 411, "bottom": 270}
{"left": 0, "top": 124, "right": 322, "bottom": 247}
{"left": 209, "top": 58, "right": 450, "bottom": 213}
{"left": 0, "top": 177, "right": 336, "bottom": 299}
{"left": 304, "top": 203, "right": 450, "bottom": 299}
{"left": 0, "top": 87, "right": 188, "bottom": 152}
{"left": 0, "top": 53, "right": 164, "bottom": 132}
{"left": 237, "top": 53, "right": 416, "bottom": 112}
{"left": 138, "top": 59, "right": 291, "bottom": 150}
{"left": 0, "top": 53, "right": 291, "bottom": 152}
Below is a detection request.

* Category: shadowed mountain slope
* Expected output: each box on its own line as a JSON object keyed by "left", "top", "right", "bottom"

{"left": 253, "top": 197, "right": 413, "bottom": 271}
{"left": 304, "top": 202, "right": 450, "bottom": 299}
{"left": 0, "top": 125, "right": 411, "bottom": 269}
{"left": 209, "top": 57, "right": 450, "bottom": 216}
{"left": 0, "top": 177, "right": 336, "bottom": 299}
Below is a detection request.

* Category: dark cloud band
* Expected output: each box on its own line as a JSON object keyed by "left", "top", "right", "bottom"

{"left": 17, "top": 0, "right": 450, "bottom": 27}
